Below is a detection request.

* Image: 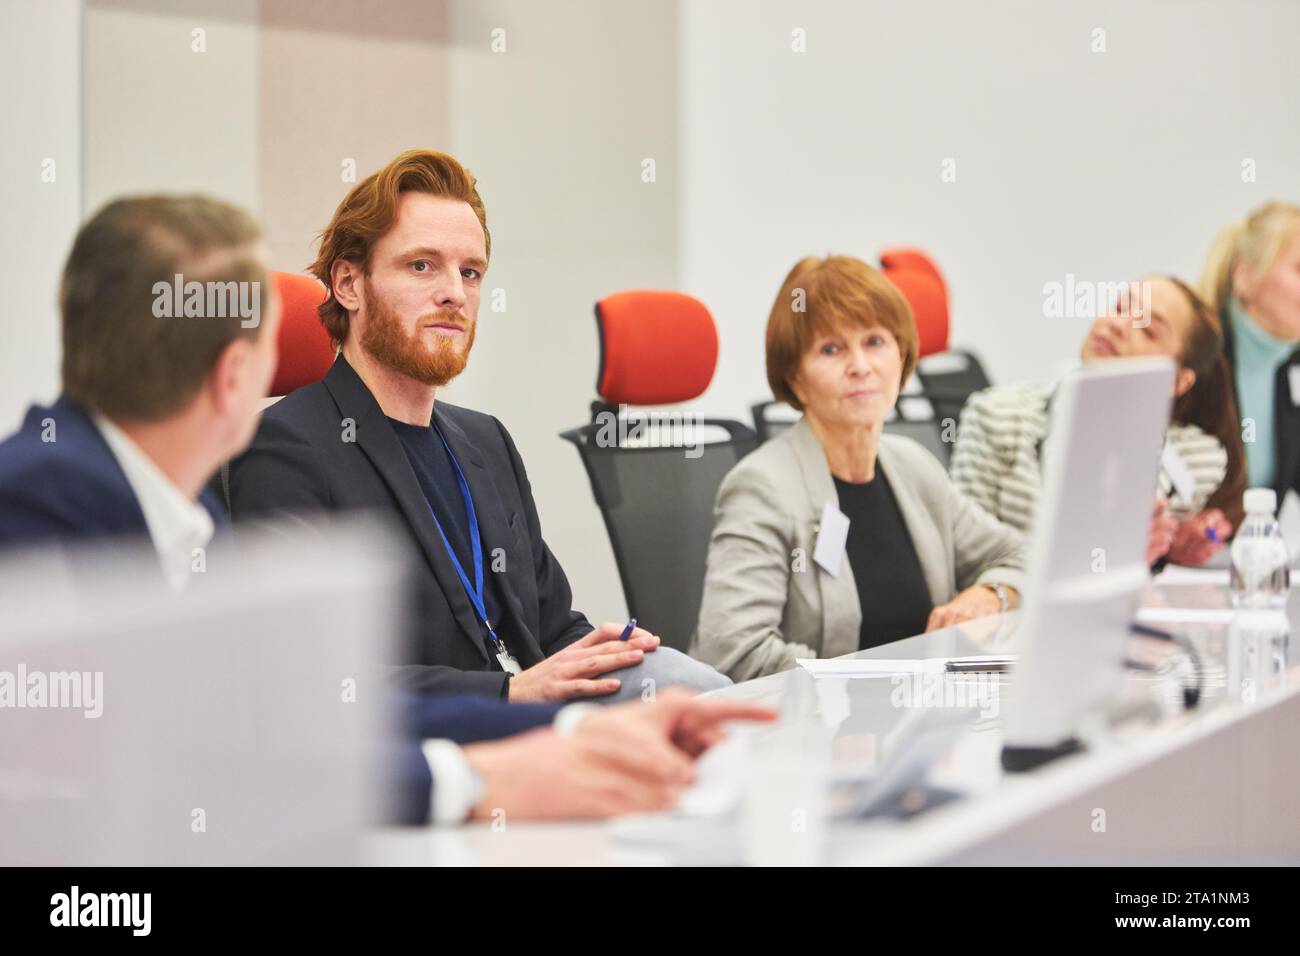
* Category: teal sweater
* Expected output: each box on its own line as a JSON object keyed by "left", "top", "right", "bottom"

{"left": 1230, "top": 298, "right": 1298, "bottom": 489}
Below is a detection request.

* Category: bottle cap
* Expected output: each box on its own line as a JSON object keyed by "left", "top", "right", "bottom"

{"left": 1243, "top": 487, "right": 1277, "bottom": 515}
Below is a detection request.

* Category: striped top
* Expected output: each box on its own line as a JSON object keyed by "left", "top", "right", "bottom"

{"left": 950, "top": 381, "right": 1228, "bottom": 533}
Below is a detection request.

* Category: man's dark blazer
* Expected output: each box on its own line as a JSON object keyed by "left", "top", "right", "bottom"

{"left": 1222, "top": 309, "right": 1300, "bottom": 502}
{"left": 0, "top": 397, "right": 225, "bottom": 550}
{"left": 228, "top": 355, "right": 593, "bottom": 698}
{"left": 384, "top": 694, "right": 560, "bottom": 825}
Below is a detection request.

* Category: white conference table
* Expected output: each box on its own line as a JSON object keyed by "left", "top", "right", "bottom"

{"left": 369, "top": 575, "right": 1300, "bottom": 866}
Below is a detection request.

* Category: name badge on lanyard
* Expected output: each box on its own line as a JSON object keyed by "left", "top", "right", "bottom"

{"left": 494, "top": 646, "right": 522, "bottom": 676}
{"left": 426, "top": 424, "right": 521, "bottom": 676}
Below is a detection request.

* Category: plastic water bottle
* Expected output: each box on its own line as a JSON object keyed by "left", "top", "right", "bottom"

{"left": 1229, "top": 488, "right": 1291, "bottom": 609}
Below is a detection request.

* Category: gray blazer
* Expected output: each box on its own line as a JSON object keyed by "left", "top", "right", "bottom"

{"left": 691, "top": 418, "right": 1027, "bottom": 681}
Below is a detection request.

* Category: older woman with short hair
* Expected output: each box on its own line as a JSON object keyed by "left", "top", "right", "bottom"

{"left": 691, "top": 255, "right": 1026, "bottom": 682}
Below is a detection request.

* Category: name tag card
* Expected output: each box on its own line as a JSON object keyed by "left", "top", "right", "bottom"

{"left": 1160, "top": 440, "right": 1196, "bottom": 507}
{"left": 813, "top": 501, "right": 850, "bottom": 577}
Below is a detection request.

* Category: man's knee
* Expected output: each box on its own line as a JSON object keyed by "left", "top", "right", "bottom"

{"left": 590, "top": 647, "right": 731, "bottom": 704}
{"left": 634, "top": 646, "right": 732, "bottom": 694}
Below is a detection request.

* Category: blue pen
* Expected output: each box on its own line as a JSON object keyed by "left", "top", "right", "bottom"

{"left": 1206, "top": 527, "right": 1220, "bottom": 544}
{"left": 619, "top": 617, "right": 637, "bottom": 641}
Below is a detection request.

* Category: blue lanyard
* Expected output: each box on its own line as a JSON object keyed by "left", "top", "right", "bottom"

{"left": 426, "top": 423, "right": 502, "bottom": 651}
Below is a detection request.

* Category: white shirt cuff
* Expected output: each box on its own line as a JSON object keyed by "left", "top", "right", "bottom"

{"left": 552, "top": 702, "right": 600, "bottom": 736}
{"left": 420, "top": 739, "right": 481, "bottom": 825}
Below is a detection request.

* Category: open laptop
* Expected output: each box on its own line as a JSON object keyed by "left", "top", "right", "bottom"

{"left": 1002, "top": 356, "right": 1176, "bottom": 769}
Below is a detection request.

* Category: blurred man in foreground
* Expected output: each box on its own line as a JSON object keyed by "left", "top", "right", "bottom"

{"left": 0, "top": 196, "right": 280, "bottom": 589}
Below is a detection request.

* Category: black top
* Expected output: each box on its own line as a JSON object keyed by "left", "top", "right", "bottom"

{"left": 834, "top": 467, "right": 933, "bottom": 649}
{"left": 388, "top": 415, "right": 506, "bottom": 658}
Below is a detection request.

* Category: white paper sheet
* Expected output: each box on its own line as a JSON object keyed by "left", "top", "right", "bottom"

{"left": 1134, "top": 606, "right": 1237, "bottom": 624}
{"left": 796, "top": 658, "right": 948, "bottom": 677}
{"left": 1153, "top": 566, "right": 1230, "bottom": 587}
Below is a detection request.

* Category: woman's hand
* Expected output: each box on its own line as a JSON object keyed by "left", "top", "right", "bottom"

{"left": 1166, "top": 508, "right": 1232, "bottom": 567}
{"left": 926, "top": 584, "right": 1015, "bottom": 632}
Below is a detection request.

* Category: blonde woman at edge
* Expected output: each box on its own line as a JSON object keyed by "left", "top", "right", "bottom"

{"left": 691, "top": 255, "right": 1026, "bottom": 682}
{"left": 1200, "top": 201, "right": 1300, "bottom": 504}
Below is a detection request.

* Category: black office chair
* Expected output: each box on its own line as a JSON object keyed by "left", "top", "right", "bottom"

{"left": 750, "top": 399, "right": 800, "bottom": 444}
{"left": 561, "top": 291, "right": 758, "bottom": 651}
{"left": 886, "top": 396, "right": 951, "bottom": 466}
{"left": 914, "top": 348, "right": 992, "bottom": 435}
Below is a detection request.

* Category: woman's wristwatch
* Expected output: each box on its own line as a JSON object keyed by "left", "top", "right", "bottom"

{"left": 984, "top": 582, "right": 1012, "bottom": 615}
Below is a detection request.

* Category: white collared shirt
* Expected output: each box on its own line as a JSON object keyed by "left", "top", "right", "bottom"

{"left": 93, "top": 414, "right": 215, "bottom": 591}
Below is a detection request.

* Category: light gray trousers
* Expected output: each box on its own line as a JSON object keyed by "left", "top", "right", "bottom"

{"left": 594, "top": 646, "right": 732, "bottom": 703}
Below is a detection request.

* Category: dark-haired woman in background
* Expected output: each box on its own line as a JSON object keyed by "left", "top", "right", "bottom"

{"left": 950, "top": 276, "right": 1245, "bottom": 567}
